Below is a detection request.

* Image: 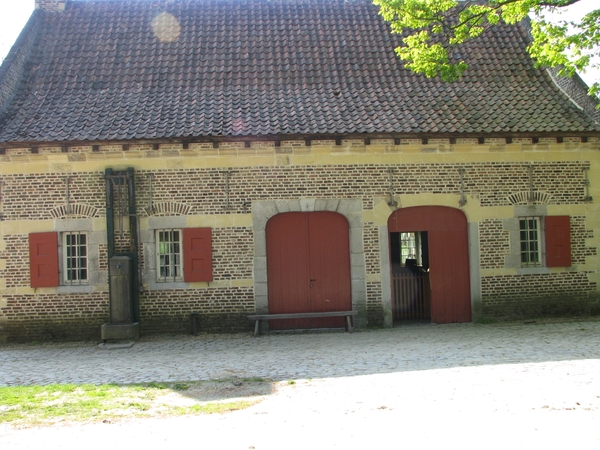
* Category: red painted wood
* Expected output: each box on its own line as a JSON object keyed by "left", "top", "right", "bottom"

{"left": 307, "top": 212, "right": 352, "bottom": 328}
{"left": 29, "top": 232, "right": 59, "bottom": 288}
{"left": 183, "top": 228, "right": 213, "bottom": 282}
{"left": 266, "top": 212, "right": 351, "bottom": 330}
{"left": 545, "top": 216, "right": 571, "bottom": 267}
{"left": 388, "top": 206, "right": 471, "bottom": 324}
{"left": 266, "top": 213, "right": 310, "bottom": 329}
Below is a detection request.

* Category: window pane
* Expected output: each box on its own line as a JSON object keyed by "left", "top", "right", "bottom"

{"left": 157, "top": 229, "right": 183, "bottom": 281}
{"left": 63, "top": 232, "right": 88, "bottom": 284}
{"left": 400, "top": 232, "right": 420, "bottom": 266}
{"left": 519, "top": 217, "right": 541, "bottom": 267}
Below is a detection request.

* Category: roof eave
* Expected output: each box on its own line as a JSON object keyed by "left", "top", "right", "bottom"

{"left": 2, "top": 130, "right": 600, "bottom": 151}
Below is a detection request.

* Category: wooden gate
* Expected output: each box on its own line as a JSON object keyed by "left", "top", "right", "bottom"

{"left": 388, "top": 206, "right": 471, "bottom": 324}
{"left": 266, "top": 212, "right": 352, "bottom": 330}
{"left": 392, "top": 271, "right": 431, "bottom": 320}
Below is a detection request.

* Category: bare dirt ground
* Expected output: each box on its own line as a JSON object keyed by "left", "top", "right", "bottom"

{"left": 154, "top": 379, "right": 277, "bottom": 406}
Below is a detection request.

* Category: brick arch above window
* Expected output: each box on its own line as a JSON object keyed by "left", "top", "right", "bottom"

{"left": 507, "top": 191, "right": 552, "bottom": 205}
{"left": 50, "top": 204, "right": 99, "bottom": 219}
{"left": 146, "top": 201, "right": 192, "bottom": 216}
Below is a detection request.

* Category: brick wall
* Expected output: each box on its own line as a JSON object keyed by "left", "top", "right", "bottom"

{"left": 481, "top": 272, "right": 596, "bottom": 319}
{"left": 1, "top": 235, "right": 30, "bottom": 288}
{"left": 212, "top": 228, "right": 254, "bottom": 280}
{"left": 0, "top": 162, "right": 588, "bottom": 223}
{"left": 479, "top": 219, "right": 510, "bottom": 269}
{"left": 0, "top": 172, "right": 104, "bottom": 221}
{"left": 570, "top": 216, "right": 596, "bottom": 265}
{"left": 133, "top": 163, "right": 588, "bottom": 215}
{"left": 366, "top": 282, "right": 384, "bottom": 327}
{"left": 1, "top": 141, "right": 598, "bottom": 341}
{"left": 139, "top": 286, "right": 255, "bottom": 334}
{"left": 363, "top": 223, "right": 381, "bottom": 275}
{"left": 2, "top": 293, "right": 109, "bottom": 342}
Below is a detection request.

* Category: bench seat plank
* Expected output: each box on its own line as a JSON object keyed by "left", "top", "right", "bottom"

{"left": 248, "top": 311, "right": 357, "bottom": 336}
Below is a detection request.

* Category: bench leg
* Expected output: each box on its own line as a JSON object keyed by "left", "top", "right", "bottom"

{"left": 191, "top": 313, "right": 198, "bottom": 336}
{"left": 346, "top": 315, "right": 353, "bottom": 333}
{"left": 254, "top": 319, "right": 260, "bottom": 337}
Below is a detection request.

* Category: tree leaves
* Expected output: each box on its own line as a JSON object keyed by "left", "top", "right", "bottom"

{"left": 373, "top": 0, "right": 599, "bottom": 99}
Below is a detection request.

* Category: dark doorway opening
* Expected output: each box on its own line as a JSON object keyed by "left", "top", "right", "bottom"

{"left": 390, "top": 231, "right": 431, "bottom": 322}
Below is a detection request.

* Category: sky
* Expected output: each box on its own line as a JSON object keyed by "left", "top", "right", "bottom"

{"left": 0, "top": 0, "right": 599, "bottom": 86}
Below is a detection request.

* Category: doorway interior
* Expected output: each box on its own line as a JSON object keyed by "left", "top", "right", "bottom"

{"left": 390, "top": 231, "right": 431, "bottom": 322}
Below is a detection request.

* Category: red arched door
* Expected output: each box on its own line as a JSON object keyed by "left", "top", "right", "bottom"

{"left": 388, "top": 206, "right": 471, "bottom": 323}
{"left": 266, "top": 212, "right": 352, "bottom": 330}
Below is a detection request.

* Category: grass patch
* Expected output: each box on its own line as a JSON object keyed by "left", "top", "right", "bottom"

{"left": 172, "top": 401, "right": 257, "bottom": 415}
{"left": 0, "top": 382, "right": 262, "bottom": 427}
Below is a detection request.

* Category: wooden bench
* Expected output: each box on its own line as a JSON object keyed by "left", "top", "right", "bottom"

{"left": 247, "top": 311, "right": 358, "bottom": 336}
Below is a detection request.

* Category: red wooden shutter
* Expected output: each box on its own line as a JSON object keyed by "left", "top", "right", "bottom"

{"left": 29, "top": 232, "right": 59, "bottom": 287}
{"left": 545, "top": 216, "right": 571, "bottom": 267}
{"left": 183, "top": 228, "right": 213, "bottom": 282}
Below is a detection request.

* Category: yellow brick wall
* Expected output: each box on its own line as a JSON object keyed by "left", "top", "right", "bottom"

{"left": 1, "top": 138, "right": 599, "bottom": 340}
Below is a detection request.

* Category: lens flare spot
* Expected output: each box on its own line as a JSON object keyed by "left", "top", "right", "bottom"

{"left": 232, "top": 118, "right": 246, "bottom": 133}
{"left": 151, "top": 12, "right": 181, "bottom": 43}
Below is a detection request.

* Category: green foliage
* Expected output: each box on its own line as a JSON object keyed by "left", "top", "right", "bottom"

{"left": 0, "top": 384, "right": 151, "bottom": 425}
{"left": 373, "top": 0, "right": 600, "bottom": 97}
{"left": 242, "top": 377, "right": 266, "bottom": 382}
{"left": 0, "top": 382, "right": 260, "bottom": 427}
{"left": 171, "top": 401, "right": 257, "bottom": 415}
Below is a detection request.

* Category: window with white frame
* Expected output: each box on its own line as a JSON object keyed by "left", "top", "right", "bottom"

{"left": 156, "top": 229, "right": 182, "bottom": 281}
{"left": 519, "top": 217, "right": 541, "bottom": 267}
{"left": 400, "top": 232, "right": 421, "bottom": 266}
{"left": 63, "top": 232, "right": 88, "bottom": 284}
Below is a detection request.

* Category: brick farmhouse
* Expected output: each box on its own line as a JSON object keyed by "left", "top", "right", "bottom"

{"left": 1, "top": 0, "right": 600, "bottom": 342}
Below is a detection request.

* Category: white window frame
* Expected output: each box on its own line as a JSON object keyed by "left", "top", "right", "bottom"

{"left": 400, "top": 232, "right": 422, "bottom": 267}
{"left": 62, "top": 231, "right": 89, "bottom": 285}
{"left": 519, "top": 217, "right": 542, "bottom": 267}
{"left": 156, "top": 229, "right": 183, "bottom": 282}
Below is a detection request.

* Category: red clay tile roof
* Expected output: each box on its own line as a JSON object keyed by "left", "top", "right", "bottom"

{"left": 0, "top": 0, "right": 598, "bottom": 144}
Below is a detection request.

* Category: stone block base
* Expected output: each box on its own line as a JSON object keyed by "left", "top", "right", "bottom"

{"left": 101, "top": 322, "right": 140, "bottom": 341}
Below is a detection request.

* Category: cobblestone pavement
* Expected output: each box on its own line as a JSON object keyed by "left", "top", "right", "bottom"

{"left": 1, "top": 321, "right": 600, "bottom": 386}
{"left": 1, "top": 321, "right": 600, "bottom": 449}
